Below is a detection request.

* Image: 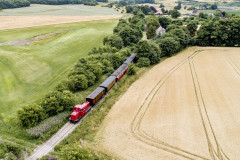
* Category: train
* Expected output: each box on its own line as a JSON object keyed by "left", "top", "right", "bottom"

{"left": 69, "top": 53, "right": 137, "bottom": 123}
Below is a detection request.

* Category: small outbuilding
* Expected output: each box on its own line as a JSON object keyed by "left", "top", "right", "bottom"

{"left": 156, "top": 26, "right": 166, "bottom": 37}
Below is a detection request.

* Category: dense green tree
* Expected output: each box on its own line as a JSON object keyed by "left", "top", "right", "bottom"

{"left": 119, "top": 25, "right": 142, "bottom": 46}
{"left": 187, "top": 21, "right": 198, "bottom": 36}
{"left": 111, "top": 52, "right": 124, "bottom": 69}
{"left": 146, "top": 15, "right": 160, "bottom": 29}
{"left": 103, "top": 34, "right": 123, "bottom": 49}
{"left": 135, "top": 40, "right": 161, "bottom": 64}
{"left": 58, "top": 143, "right": 94, "bottom": 160}
{"left": 41, "top": 91, "right": 76, "bottom": 116}
{"left": 157, "top": 37, "right": 180, "bottom": 57}
{"left": 68, "top": 74, "right": 88, "bottom": 92}
{"left": 174, "top": 2, "right": 181, "bottom": 10}
{"left": 18, "top": 103, "right": 45, "bottom": 127}
{"left": 169, "top": 28, "right": 190, "bottom": 48}
{"left": 170, "top": 9, "right": 181, "bottom": 18}
{"left": 0, "top": 0, "right": 30, "bottom": 9}
{"left": 199, "top": 12, "right": 208, "bottom": 19}
{"left": 137, "top": 57, "right": 150, "bottom": 67}
{"left": 159, "top": 3, "right": 164, "bottom": 8}
{"left": 158, "top": 16, "right": 171, "bottom": 29}
{"left": 210, "top": 4, "right": 217, "bottom": 10}
{"left": 127, "top": 63, "right": 136, "bottom": 75}
{"left": 147, "top": 25, "right": 156, "bottom": 39}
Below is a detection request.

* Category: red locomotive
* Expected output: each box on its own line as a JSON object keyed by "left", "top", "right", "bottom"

{"left": 69, "top": 54, "right": 136, "bottom": 123}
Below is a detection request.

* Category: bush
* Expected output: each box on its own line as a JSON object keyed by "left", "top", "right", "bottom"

{"left": 111, "top": 52, "right": 124, "bottom": 69}
{"left": 157, "top": 37, "right": 180, "bottom": 57}
{"left": 18, "top": 103, "right": 45, "bottom": 128}
{"left": 137, "top": 57, "right": 150, "bottom": 67}
{"left": 41, "top": 91, "right": 76, "bottom": 116}
{"left": 26, "top": 112, "right": 69, "bottom": 137}
{"left": 127, "top": 64, "right": 136, "bottom": 75}
{"left": 68, "top": 74, "right": 88, "bottom": 92}
{"left": 58, "top": 143, "right": 94, "bottom": 160}
{"left": 103, "top": 34, "right": 123, "bottom": 49}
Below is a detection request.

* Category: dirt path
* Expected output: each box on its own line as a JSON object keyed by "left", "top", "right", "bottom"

{"left": 0, "top": 15, "right": 121, "bottom": 30}
{"left": 96, "top": 47, "right": 240, "bottom": 160}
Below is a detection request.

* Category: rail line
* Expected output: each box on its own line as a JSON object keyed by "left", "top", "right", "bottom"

{"left": 27, "top": 82, "right": 118, "bottom": 160}
{"left": 130, "top": 50, "right": 230, "bottom": 160}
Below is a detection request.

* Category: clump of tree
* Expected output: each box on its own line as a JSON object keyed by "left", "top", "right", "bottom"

{"left": 29, "top": 0, "right": 98, "bottom": 6}
{"left": 158, "top": 16, "right": 171, "bottom": 29}
{"left": 196, "top": 15, "right": 240, "bottom": 46}
{"left": 135, "top": 40, "right": 162, "bottom": 65}
{"left": 174, "top": 2, "right": 182, "bottom": 10}
{"left": 170, "top": 9, "right": 181, "bottom": 18}
{"left": 18, "top": 103, "right": 45, "bottom": 127}
{"left": 146, "top": 15, "right": 160, "bottom": 39}
{"left": 0, "top": 0, "right": 30, "bottom": 9}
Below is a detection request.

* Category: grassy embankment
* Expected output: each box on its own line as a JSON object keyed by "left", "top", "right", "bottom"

{"left": 0, "top": 18, "right": 118, "bottom": 155}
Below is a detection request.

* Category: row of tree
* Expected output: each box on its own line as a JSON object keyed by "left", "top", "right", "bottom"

{"left": 0, "top": 0, "right": 108, "bottom": 9}
{"left": 0, "top": 0, "right": 30, "bottom": 9}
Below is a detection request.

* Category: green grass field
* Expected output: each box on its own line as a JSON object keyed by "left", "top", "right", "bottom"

{"left": 0, "top": 4, "right": 121, "bottom": 16}
{"left": 0, "top": 19, "right": 118, "bottom": 151}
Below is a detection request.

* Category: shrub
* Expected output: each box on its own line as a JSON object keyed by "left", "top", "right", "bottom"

{"left": 68, "top": 74, "right": 88, "bottom": 92}
{"left": 18, "top": 103, "right": 45, "bottom": 128}
{"left": 157, "top": 37, "right": 180, "bottom": 57}
{"left": 41, "top": 91, "right": 76, "bottom": 116}
{"left": 137, "top": 57, "right": 150, "bottom": 67}
{"left": 111, "top": 52, "right": 124, "bottom": 69}
{"left": 58, "top": 143, "right": 94, "bottom": 160}
{"left": 103, "top": 34, "right": 123, "bottom": 49}
{"left": 27, "top": 112, "right": 69, "bottom": 137}
{"left": 128, "top": 64, "right": 136, "bottom": 75}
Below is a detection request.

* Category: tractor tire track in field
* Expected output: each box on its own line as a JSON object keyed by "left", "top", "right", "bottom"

{"left": 222, "top": 53, "right": 240, "bottom": 77}
{"left": 130, "top": 50, "right": 230, "bottom": 160}
{"left": 189, "top": 53, "right": 229, "bottom": 160}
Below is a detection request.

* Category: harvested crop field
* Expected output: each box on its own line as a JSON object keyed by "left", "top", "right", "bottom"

{"left": 0, "top": 15, "right": 121, "bottom": 30}
{"left": 97, "top": 47, "right": 240, "bottom": 160}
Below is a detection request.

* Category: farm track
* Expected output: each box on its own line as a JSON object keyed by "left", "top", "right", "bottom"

{"left": 130, "top": 50, "right": 230, "bottom": 160}
{"left": 222, "top": 53, "right": 240, "bottom": 77}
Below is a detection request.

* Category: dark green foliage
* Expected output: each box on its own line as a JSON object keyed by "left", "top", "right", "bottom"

{"left": 147, "top": 25, "right": 156, "bottom": 39}
{"left": 199, "top": 12, "right": 208, "bottom": 19}
{"left": 111, "top": 52, "right": 124, "bottom": 69}
{"left": 170, "top": 9, "right": 181, "bottom": 18}
{"left": 166, "top": 24, "right": 179, "bottom": 32}
{"left": 196, "top": 16, "right": 240, "bottom": 46}
{"left": 159, "top": 3, "right": 164, "bottom": 8}
{"left": 169, "top": 28, "right": 190, "bottom": 49}
{"left": 210, "top": 4, "right": 217, "bottom": 10}
{"left": 0, "top": 0, "right": 30, "bottom": 9}
{"left": 119, "top": 25, "right": 142, "bottom": 46}
{"left": 0, "top": 140, "right": 24, "bottom": 158}
{"left": 58, "top": 143, "right": 94, "bottom": 160}
{"left": 135, "top": 40, "right": 161, "bottom": 64}
{"left": 157, "top": 37, "right": 180, "bottom": 57}
{"left": 146, "top": 15, "right": 160, "bottom": 29}
{"left": 158, "top": 16, "right": 171, "bottom": 29}
{"left": 174, "top": 2, "right": 181, "bottom": 10}
{"left": 127, "top": 63, "right": 136, "bottom": 75}
{"left": 28, "top": 0, "right": 98, "bottom": 6}
{"left": 68, "top": 74, "right": 88, "bottom": 92}
{"left": 125, "top": 5, "right": 151, "bottom": 15}
{"left": 137, "top": 57, "right": 150, "bottom": 67}
{"left": 41, "top": 91, "right": 76, "bottom": 116}
{"left": 171, "top": 19, "right": 183, "bottom": 25}
{"left": 18, "top": 103, "right": 45, "bottom": 127}
{"left": 187, "top": 21, "right": 198, "bottom": 36}
{"left": 103, "top": 34, "right": 123, "bottom": 49}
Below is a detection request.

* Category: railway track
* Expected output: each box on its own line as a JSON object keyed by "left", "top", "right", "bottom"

{"left": 130, "top": 50, "right": 230, "bottom": 160}
{"left": 26, "top": 82, "right": 118, "bottom": 160}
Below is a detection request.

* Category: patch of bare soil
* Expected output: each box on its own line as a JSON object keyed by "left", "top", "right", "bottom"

{"left": 0, "top": 31, "right": 65, "bottom": 46}
{"left": 96, "top": 47, "right": 240, "bottom": 160}
{"left": 0, "top": 15, "right": 121, "bottom": 30}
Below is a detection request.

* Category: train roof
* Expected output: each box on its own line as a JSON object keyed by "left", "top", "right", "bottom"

{"left": 99, "top": 76, "right": 116, "bottom": 89}
{"left": 86, "top": 87, "right": 105, "bottom": 100}
{"left": 111, "top": 64, "right": 128, "bottom": 77}
{"left": 123, "top": 53, "right": 137, "bottom": 65}
{"left": 74, "top": 101, "right": 89, "bottom": 109}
